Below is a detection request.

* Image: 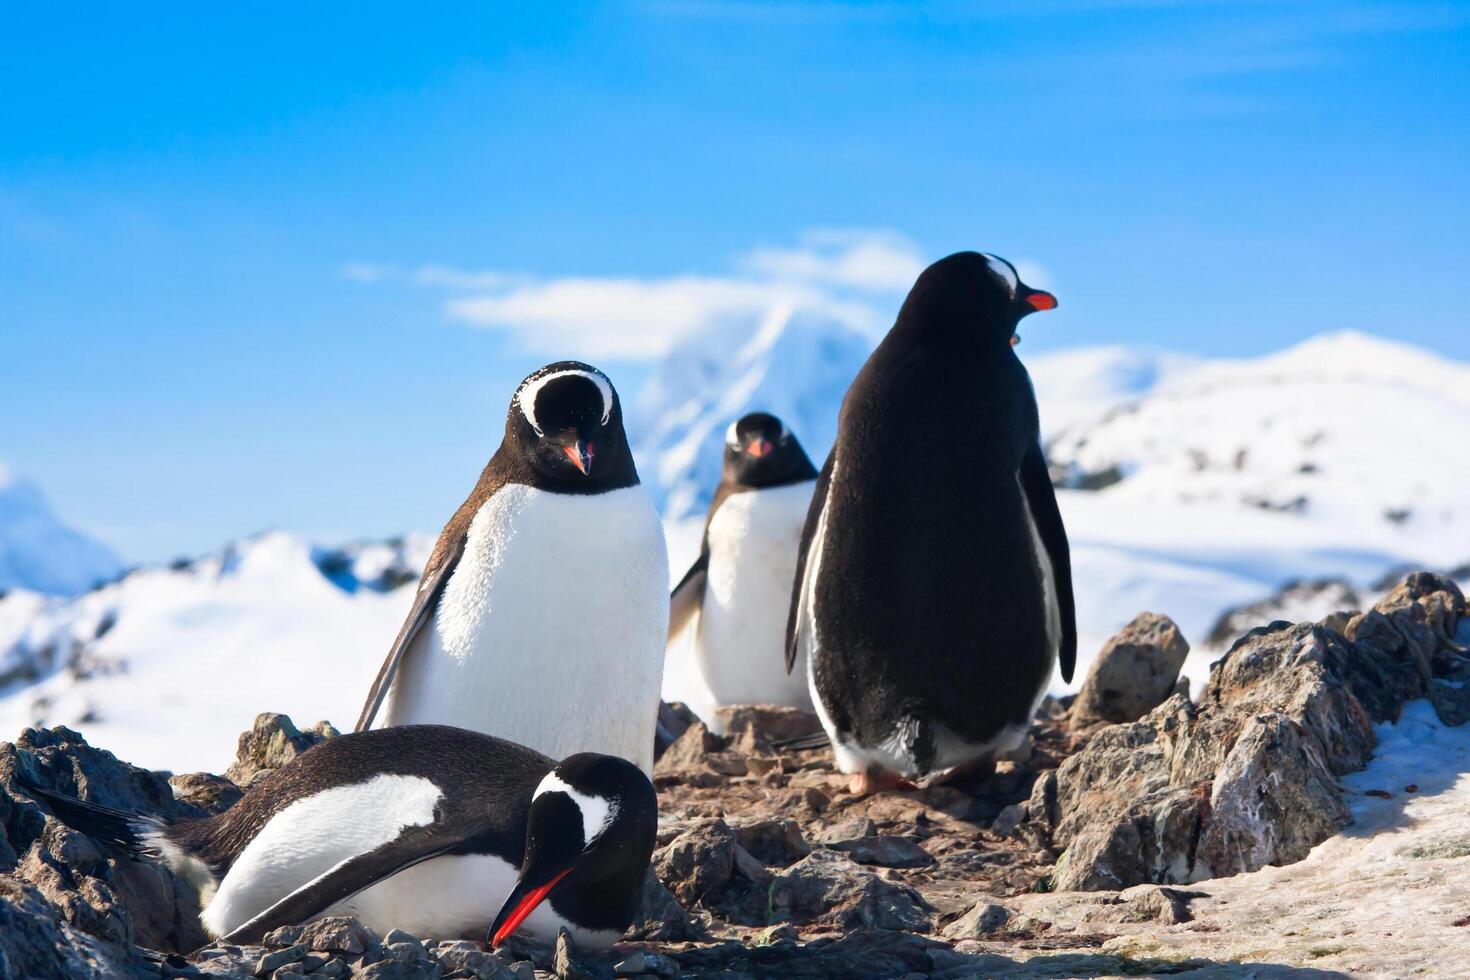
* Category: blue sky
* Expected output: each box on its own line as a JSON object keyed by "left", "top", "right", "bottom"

{"left": 3, "top": 1, "right": 1467, "bottom": 563}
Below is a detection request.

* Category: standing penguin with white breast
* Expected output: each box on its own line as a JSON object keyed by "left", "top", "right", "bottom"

{"left": 669, "top": 412, "right": 818, "bottom": 725}
{"left": 356, "top": 361, "right": 669, "bottom": 774}
{"left": 787, "top": 251, "right": 1076, "bottom": 794}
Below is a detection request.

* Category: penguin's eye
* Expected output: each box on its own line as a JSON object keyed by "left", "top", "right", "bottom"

{"left": 1010, "top": 334, "right": 1021, "bottom": 347}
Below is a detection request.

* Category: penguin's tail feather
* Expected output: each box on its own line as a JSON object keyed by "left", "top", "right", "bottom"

{"left": 770, "top": 731, "right": 832, "bottom": 752}
{"left": 20, "top": 783, "right": 166, "bottom": 861}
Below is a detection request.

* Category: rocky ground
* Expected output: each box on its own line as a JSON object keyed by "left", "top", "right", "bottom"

{"left": 1, "top": 573, "right": 1467, "bottom": 979}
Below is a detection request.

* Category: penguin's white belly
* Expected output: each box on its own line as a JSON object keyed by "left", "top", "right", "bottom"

{"left": 383, "top": 484, "right": 668, "bottom": 774}
{"left": 696, "top": 482, "right": 813, "bottom": 719}
{"left": 335, "top": 853, "right": 616, "bottom": 947}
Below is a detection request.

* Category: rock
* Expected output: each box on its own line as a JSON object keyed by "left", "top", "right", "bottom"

{"left": 814, "top": 816, "right": 877, "bottom": 844}
{"left": 611, "top": 950, "right": 678, "bottom": 978}
{"left": 943, "top": 900, "right": 1013, "bottom": 938}
{"left": 1072, "top": 612, "right": 1190, "bottom": 727}
{"left": 168, "top": 772, "right": 244, "bottom": 814}
{"left": 650, "top": 722, "right": 722, "bottom": 782}
{"left": 651, "top": 819, "right": 739, "bottom": 906}
{"left": 226, "top": 713, "right": 339, "bottom": 787}
{"left": 295, "top": 915, "right": 377, "bottom": 955}
{"left": 254, "top": 943, "right": 308, "bottom": 977}
{"left": 437, "top": 946, "right": 521, "bottom": 979}
{"left": 1121, "top": 885, "right": 1200, "bottom": 924}
{"left": 731, "top": 819, "right": 810, "bottom": 866}
{"left": 767, "top": 849, "right": 932, "bottom": 932}
{"left": 0, "top": 874, "right": 136, "bottom": 978}
{"left": 625, "top": 867, "right": 698, "bottom": 941}
{"left": 553, "top": 926, "right": 611, "bottom": 980}
{"left": 714, "top": 705, "right": 823, "bottom": 744}
{"left": 653, "top": 701, "right": 697, "bottom": 761}
{"left": 0, "top": 725, "right": 210, "bottom": 952}
{"left": 827, "top": 835, "right": 933, "bottom": 868}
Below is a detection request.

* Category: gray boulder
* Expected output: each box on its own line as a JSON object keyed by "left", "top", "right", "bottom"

{"left": 1071, "top": 612, "right": 1190, "bottom": 727}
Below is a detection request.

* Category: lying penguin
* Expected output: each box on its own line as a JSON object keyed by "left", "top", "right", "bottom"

{"left": 669, "top": 412, "right": 818, "bottom": 724}
{"left": 23, "top": 725, "right": 656, "bottom": 948}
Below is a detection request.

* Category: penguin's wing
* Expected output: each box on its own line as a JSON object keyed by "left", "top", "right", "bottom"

{"left": 784, "top": 453, "right": 834, "bottom": 675}
{"left": 668, "top": 550, "right": 708, "bottom": 639}
{"left": 220, "top": 824, "right": 468, "bottom": 944}
{"left": 353, "top": 531, "right": 466, "bottom": 732}
{"left": 1019, "top": 443, "right": 1078, "bottom": 683}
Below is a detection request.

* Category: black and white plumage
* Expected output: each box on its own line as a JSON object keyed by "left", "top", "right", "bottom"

{"left": 785, "top": 251, "right": 1076, "bottom": 791}
{"left": 669, "top": 412, "right": 818, "bottom": 724}
{"left": 355, "top": 361, "right": 668, "bottom": 774}
{"left": 24, "top": 726, "right": 657, "bottom": 948}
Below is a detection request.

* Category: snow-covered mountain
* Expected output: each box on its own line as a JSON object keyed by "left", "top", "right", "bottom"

{"left": 0, "top": 532, "right": 428, "bottom": 773}
{"left": 634, "top": 302, "right": 871, "bottom": 520}
{"left": 0, "top": 463, "right": 122, "bottom": 596}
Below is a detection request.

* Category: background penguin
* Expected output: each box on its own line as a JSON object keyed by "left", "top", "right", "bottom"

{"left": 22, "top": 725, "right": 657, "bottom": 947}
{"left": 669, "top": 412, "right": 818, "bottom": 727}
{"left": 355, "top": 361, "right": 669, "bottom": 774}
{"left": 786, "top": 251, "right": 1076, "bottom": 794}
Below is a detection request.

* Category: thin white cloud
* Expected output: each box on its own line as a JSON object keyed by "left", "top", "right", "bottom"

{"left": 344, "top": 231, "right": 1055, "bottom": 360}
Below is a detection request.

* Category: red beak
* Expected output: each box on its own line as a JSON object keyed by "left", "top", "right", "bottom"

{"left": 1025, "top": 290, "right": 1058, "bottom": 312}
{"left": 490, "top": 868, "right": 572, "bottom": 948}
{"left": 561, "top": 441, "right": 593, "bottom": 475}
{"left": 747, "top": 439, "right": 773, "bottom": 458}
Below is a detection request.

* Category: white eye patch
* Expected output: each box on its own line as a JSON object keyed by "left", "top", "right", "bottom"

{"left": 725, "top": 419, "right": 741, "bottom": 449}
{"left": 981, "top": 253, "right": 1019, "bottom": 298}
{"left": 516, "top": 369, "right": 613, "bottom": 437}
{"left": 534, "top": 771, "right": 618, "bottom": 848}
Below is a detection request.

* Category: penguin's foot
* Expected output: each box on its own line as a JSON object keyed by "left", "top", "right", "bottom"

{"left": 848, "top": 768, "right": 918, "bottom": 796}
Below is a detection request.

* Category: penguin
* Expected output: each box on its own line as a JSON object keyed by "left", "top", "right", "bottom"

{"left": 785, "top": 251, "right": 1076, "bottom": 794}
{"left": 355, "top": 361, "right": 669, "bottom": 774}
{"left": 21, "top": 725, "right": 657, "bottom": 948}
{"left": 669, "top": 412, "right": 818, "bottom": 725}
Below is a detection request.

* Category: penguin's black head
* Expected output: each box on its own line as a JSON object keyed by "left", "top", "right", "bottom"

{"left": 489, "top": 753, "right": 657, "bottom": 948}
{"left": 507, "top": 361, "right": 637, "bottom": 490}
{"left": 722, "top": 412, "right": 819, "bottom": 489}
{"left": 897, "top": 251, "right": 1057, "bottom": 348}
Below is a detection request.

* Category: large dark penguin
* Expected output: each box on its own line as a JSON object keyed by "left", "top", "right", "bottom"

{"left": 668, "top": 412, "right": 819, "bottom": 725}
{"left": 355, "top": 361, "right": 668, "bottom": 774}
{"left": 23, "top": 726, "right": 657, "bottom": 947}
{"left": 785, "top": 251, "right": 1076, "bottom": 793}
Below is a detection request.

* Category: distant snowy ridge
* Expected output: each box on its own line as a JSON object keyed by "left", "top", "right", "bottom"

{"left": 0, "top": 462, "right": 122, "bottom": 597}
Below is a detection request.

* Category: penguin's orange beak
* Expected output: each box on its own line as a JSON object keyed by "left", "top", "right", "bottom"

{"left": 1024, "top": 290, "right": 1057, "bottom": 312}
{"left": 746, "top": 439, "right": 773, "bottom": 458}
{"left": 490, "top": 867, "right": 572, "bottom": 947}
{"left": 562, "top": 441, "right": 594, "bottom": 475}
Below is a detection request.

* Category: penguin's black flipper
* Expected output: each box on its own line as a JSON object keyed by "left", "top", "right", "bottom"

{"left": 354, "top": 532, "right": 467, "bottom": 732}
{"left": 668, "top": 551, "right": 708, "bottom": 638}
{"left": 1019, "top": 444, "right": 1077, "bottom": 683}
{"left": 221, "top": 826, "right": 464, "bottom": 943}
{"left": 785, "top": 453, "right": 834, "bottom": 674}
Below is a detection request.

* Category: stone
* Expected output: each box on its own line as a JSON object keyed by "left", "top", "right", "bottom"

{"left": 611, "top": 950, "right": 678, "bottom": 978}
{"left": 714, "top": 705, "right": 823, "bottom": 744}
{"left": 436, "top": 946, "right": 520, "bottom": 979}
{"left": 625, "top": 867, "right": 698, "bottom": 941}
{"left": 553, "top": 926, "right": 612, "bottom": 980}
{"left": 651, "top": 722, "right": 722, "bottom": 782}
{"left": 827, "top": 835, "right": 934, "bottom": 868}
{"left": 767, "top": 849, "right": 932, "bottom": 932}
{"left": 168, "top": 772, "right": 244, "bottom": 813}
{"left": 943, "top": 900, "right": 1013, "bottom": 938}
{"left": 653, "top": 701, "right": 697, "bottom": 761}
{"left": 1072, "top": 612, "right": 1190, "bottom": 727}
{"left": 0, "top": 874, "right": 136, "bottom": 979}
{"left": 296, "top": 915, "right": 377, "bottom": 955}
{"left": 813, "top": 816, "right": 877, "bottom": 844}
{"left": 254, "top": 943, "right": 309, "bottom": 977}
{"left": 731, "top": 819, "right": 810, "bottom": 866}
{"left": 226, "top": 712, "right": 339, "bottom": 787}
{"left": 651, "top": 819, "right": 739, "bottom": 906}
